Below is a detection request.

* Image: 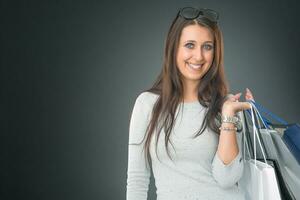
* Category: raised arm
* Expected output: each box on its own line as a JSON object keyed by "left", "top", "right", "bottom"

{"left": 211, "top": 91, "right": 253, "bottom": 188}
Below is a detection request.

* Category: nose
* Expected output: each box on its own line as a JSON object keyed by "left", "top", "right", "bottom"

{"left": 193, "top": 47, "right": 204, "bottom": 61}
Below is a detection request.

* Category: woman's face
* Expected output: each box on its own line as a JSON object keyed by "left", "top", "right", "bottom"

{"left": 176, "top": 24, "right": 215, "bottom": 86}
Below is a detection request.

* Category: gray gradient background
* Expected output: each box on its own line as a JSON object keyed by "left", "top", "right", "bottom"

{"left": 1, "top": 0, "right": 300, "bottom": 199}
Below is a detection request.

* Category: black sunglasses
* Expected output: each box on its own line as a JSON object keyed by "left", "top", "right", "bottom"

{"left": 178, "top": 7, "right": 219, "bottom": 23}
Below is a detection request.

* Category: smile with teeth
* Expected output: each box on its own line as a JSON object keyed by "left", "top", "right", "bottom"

{"left": 187, "top": 62, "right": 203, "bottom": 70}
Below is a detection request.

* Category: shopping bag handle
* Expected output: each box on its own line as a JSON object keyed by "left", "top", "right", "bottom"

{"left": 243, "top": 102, "right": 268, "bottom": 165}
{"left": 248, "top": 100, "right": 289, "bottom": 126}
{"left": 241, "top": 110, "right": 254, "bottom": 159}
{"left": 245, "top": 106, "right": 272, "bottom": 129}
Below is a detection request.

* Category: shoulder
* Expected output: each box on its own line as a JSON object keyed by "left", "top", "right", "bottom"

{"left": 135, "top": 91, "right": 159, "bottom": 110}
{"left": 129, "top": 91, "right": 159, "bottom": 144}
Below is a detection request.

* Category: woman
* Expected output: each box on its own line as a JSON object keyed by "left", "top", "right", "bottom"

{"left": 126, "top": 6, "right": 255, "bottom": 200}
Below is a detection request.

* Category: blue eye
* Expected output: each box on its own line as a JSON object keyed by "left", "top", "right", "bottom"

{"left": 203, "top": 44, "right": 213, "bottom": 50}
{"left": 185, "top": 43, "right": 194, "bottom": 49}
{"left": 185, "top": 43, "right": 214, "bottom": 50}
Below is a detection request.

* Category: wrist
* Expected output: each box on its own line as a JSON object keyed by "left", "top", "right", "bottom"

{"left": 221, "top": 108, "right": 235, "bottom": 116}
{"left": 220, "top": 113, "right": 240, "bottom": 128}
{"left": 221, "top": 122, "right": 236, "bottom": 127}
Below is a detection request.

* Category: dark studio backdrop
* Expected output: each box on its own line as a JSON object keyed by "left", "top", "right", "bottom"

{"left": 1, "top": 0, "right": 300, "bottom": 199}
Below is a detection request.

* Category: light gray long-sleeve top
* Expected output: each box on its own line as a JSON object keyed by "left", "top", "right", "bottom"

{"left": 126, "top": 92, "right": 245, "bottom": 200}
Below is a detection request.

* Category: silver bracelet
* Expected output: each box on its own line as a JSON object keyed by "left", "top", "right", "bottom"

{"left": 221, "top": 115, "right": 240, "bottom": 126}
{"left": 216, "top": 112, "right": 243, "bottom": 132}
{"left": 219, "top": 126, "right": 237, "bottom": 132}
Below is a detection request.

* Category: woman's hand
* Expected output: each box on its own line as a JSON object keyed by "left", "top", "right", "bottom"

{"left": 222, "top": 88, "right": 255, "bottom": 116}
{"left": 245, "top": 88, "right": 255, "bottom": 102}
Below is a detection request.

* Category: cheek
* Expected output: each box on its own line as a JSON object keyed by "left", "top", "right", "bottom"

{"left": 177, "top": 48, "right": 191, "bottom": 62}
{"left": 204, "top": 51, "right": 214, "bottom": 62}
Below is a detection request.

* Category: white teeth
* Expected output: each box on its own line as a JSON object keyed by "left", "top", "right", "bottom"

{"left": 187, "top": 63, "right": 203, "bottom": 69}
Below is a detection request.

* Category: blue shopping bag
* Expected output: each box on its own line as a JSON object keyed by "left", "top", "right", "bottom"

{"left": 248, "top": 100, "right": 300, "bottom": 165}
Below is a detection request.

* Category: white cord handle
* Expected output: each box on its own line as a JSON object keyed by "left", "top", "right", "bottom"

{"left": 244, "top": 102, "right": 268, "bottom": 165}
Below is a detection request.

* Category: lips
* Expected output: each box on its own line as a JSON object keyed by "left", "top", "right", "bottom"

{"left": 187, "top": 62, "right": 203, "bottom": 70}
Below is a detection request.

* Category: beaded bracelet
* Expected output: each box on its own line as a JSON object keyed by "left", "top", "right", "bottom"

{"left": 216, "top": 112, "right": 243, "bottom": 132}
{"left": 219, "top": 126, "right": 237, "bottom": 132}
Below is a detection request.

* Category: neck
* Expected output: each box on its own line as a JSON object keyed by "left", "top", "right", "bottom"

{"left": 182, "top": 80, "right": 200, "bottom": 102}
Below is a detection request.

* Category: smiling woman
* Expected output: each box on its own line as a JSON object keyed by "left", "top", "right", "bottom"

{"left": 176, "top": 25, "right": 215, "bottom": 102}
{"left": 126, "top": 6, "right": 254, "bottom": 200}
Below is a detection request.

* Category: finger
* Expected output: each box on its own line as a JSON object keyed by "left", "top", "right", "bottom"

{"left": 234, "top": 93, "right": 242, "bottom": 101}
{"left": 245, "top": 93, "right": 250, "bottom": 100}
{"left": 237, "top": 102, "right": 252, "bottom": 111}
{"left": 246, "top": 88, "right": 254, "bottom": 98}
{"left": 234, "top": 92, "right": 242, "bottom": 98}
{"left": 243, "top": 102, "right": 252, "bottom": 109}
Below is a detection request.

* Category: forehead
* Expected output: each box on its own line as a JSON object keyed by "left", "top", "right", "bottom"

{"left": 180, "top": 24, "right": 214, "bottom": 43}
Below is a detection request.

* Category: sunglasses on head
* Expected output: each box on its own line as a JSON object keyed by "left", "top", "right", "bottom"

{"left": 178, "top": 7, "right": 219, "bottom": 23}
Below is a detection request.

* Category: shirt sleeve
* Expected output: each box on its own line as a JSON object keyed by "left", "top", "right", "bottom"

{"left": 211, "top": 125, "right": 244, "bottom": 189}
{"left": 126, "top": 93, "right": 151, "bottom": 200}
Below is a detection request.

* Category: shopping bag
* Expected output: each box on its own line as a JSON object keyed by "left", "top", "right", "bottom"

{"left": 251, "top": 100, "right": 300, "bottom": 165}
{"left": 270, "top": 130, "right": 300, "bottom": 199}
{"left": 240, "top": 159, "right": 282, "bottom": 200}
{"left": 246, "top": 103, "right": 299, "bottom": 199}
{"left": 282, "top": 124, "right": 300, "bottom": 164}
{"left": 257, "top": 158, "right": 295, "bottom": 200}
{"left": 238, "top": 102, "right": 281, "bottom": 200}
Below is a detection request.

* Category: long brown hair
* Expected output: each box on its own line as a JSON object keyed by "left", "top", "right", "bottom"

{"left": 133, "top": 9, "right": 229, "bottom": 168}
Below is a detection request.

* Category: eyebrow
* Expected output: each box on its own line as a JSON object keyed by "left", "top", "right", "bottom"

{"left": 184, "top": 40, "right": 214, "bottom": 44}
